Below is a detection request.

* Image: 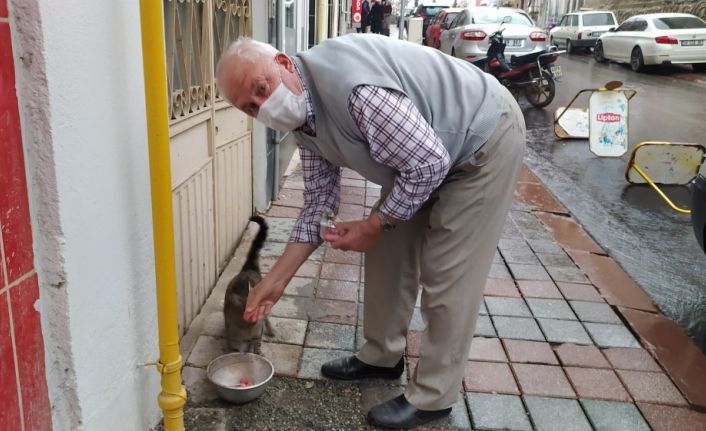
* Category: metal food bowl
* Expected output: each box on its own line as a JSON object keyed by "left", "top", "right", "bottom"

{"left": 206, "top": 352, "right": 274, "bottom": 404}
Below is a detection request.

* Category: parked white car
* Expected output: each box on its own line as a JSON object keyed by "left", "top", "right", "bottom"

{"left": 549, "top": 10, "right": 617, "bottom": 54}
{"left": 593, "top": 13, "right": 706, "bottom": 72}
{"left": 439, "top": 7, "right": 549, "bottom": 63}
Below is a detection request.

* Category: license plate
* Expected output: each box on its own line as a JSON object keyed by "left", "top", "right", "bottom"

{"left": 682, "top": 40, "right": 704, "bottom": 46}
{"left": 507, "top": 39, "right": 523, "bottom": 47}
{"left": 550, "top": 65, "right": 563, "bottom": 78}
{"left": 591, "top": 31, "right": 604, "bottom": 37}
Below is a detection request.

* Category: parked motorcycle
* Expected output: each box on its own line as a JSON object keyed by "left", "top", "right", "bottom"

{"left": 475, "top": 18, "right": 565, "bottom": 108}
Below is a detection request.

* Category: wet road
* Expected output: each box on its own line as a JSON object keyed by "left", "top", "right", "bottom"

{"left": 521, "top": 52, "right": 706, "bottom": 350}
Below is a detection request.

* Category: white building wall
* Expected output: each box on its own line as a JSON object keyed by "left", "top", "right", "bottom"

{"left": 10, "top": 0, "right": 313, "bottom": 429}
{"left": 251, "top": 0, "right": 271, "bottom": 213}
{"left": 251, "top": 0, "right": 311, "bottom": 213}
{"left": 14, "top": 0, "right": 161, "bottom": 429}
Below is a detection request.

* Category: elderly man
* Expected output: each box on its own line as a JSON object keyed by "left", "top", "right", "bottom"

{"left": 216, "top": 34, "right": 525, "bottom": 429}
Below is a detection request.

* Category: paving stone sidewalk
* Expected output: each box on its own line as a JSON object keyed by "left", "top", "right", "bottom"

{"left": 176, "top": 161, "right": 706, "bottom": 431}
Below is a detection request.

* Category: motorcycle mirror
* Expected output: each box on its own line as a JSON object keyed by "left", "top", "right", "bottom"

{"left": 502, "top": 15, "right": 512, "bottom": 24}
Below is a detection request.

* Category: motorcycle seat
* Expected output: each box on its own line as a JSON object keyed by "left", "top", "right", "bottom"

{"left": 510, "top": 50, "right": 549, "bottom": 66}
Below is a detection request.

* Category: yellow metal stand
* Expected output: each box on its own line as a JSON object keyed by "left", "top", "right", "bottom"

{"left": 625, "top": 141, "right": 706, "bottom": 215}
{"left": 628, "top": 163, "right": 691, "bottom": 215}
{"left": 139, "top": 2, "right": 187, "bottom": 430}
{"left": 554, "top": 81, "right": 637, "bottom": 139}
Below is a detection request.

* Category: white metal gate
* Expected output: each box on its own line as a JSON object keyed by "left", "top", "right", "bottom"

{"left": 164, "top": 0, "right": 253, "bottom": 335}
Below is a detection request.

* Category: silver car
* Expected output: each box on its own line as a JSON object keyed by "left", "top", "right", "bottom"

{"left": 439, "top": 7, "right": 549, "bottom": 63}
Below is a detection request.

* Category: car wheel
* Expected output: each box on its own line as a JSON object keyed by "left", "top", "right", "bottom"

{"left": 593, "top": 41, "right": 606, "bottom": 63}
{"left": 693, "top": 63, "right": 706, "bottom": 73}
{"left": 631, "top": 46, "right": 645, "bottom": 72}
{"left": 566, "top": 39, "right": 573, "bottom": 54}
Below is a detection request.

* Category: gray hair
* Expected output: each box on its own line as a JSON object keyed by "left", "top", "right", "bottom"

{"left": 215, "top": 37, "right": 279, "bottom": 103}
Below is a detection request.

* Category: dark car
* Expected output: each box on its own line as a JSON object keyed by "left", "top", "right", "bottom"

{"left": 692, "top": 174, "right": 706, "bottom": 252}
{"left": 412, "top": 3, "right": 450, "bottom": 43}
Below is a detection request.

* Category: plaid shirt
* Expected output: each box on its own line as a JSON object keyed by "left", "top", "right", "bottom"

{"left": 290, "top": 74, "right": 450, "bottom": 244}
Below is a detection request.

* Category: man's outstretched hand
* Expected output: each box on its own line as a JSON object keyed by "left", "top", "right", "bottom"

{"left": 243, "top": 276, "right": 284, "bottom": 322}
{"left": 242, "top": 218, "right": 383, "bottom": 321}
{"left": 323, "top": 215, "right": 382, "bottom": 252}
{"left": 243, "top": 242, "right": 317, "bottom": 322}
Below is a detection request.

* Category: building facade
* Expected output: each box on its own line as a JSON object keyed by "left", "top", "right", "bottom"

{"left": 529, "top": 0, "right": 706, "bottom": 27}
{"left": 0, "top": 2, "right": 52, "bottom": 429}
{"left": 530, "top": 0, "right": 584, "bottom": 27}
{"left": 583, "top": 0, "right": 706, "bottom": 22}
{"left": 1, "top": 0, "right": 326, "bottom": 429}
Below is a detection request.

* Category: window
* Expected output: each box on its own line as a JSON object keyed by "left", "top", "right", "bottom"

{"left": 432, "top": 11, "right": 443, "bottom": 24}
{"left": 632, "top": 19, "right": 648, "bottom": 31}
{"left": 421, "top": 6, "right": 446, "bottom": 17}
{"left": 582, "top": 13, "right": 615, "bottom": 26}
{"left": 284, "top": 0, "right": 297, "bottom": 56}
{"left": 653, "top": 16, "right": 706, "bottom": 29}
{"left": 445, "top": 12, "right": 459, "bottom": 26}
{"left": 558, "top": 16, "right": 566, "bottom": 26}
{"left": 453, "top": 11, "right": 470, "bottom": 27}
{"left": 285, "top": 0, "right": 295, "bottom": 28}
{"left": 570, "top": 15, "right": 579, "bottom": 26}
{"left": 448, "top": 13, "right": 460, "bottom": 28}
{"left": 471, "top": 11, "right": 533, "bottom": 26}
{"left": 518, "top": 11, "right": 535, "bottom": 25}
{"left": 616, "top": 20, "right": 634, "bottom": 32}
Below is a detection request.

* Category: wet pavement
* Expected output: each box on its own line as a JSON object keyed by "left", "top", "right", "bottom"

{"left": 521, "top": 52, "right": 706, "bottom": 351}
{"left": 172, "top": 159, "right": 706, "bottom": 430}
{"left": 179, "top": 378, "right": 373, "bottom": 431}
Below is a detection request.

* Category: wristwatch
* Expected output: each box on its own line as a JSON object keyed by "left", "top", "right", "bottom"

{"left": 377, "top": 211, "right": 396, "bottom": 232}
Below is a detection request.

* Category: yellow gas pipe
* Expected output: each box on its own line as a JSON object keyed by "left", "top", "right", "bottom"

{"left": 139, "top": 1, "right": 187, "bottom": 431}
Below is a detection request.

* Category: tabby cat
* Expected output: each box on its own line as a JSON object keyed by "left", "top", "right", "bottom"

{"left": 224, "top": 215, "right": 274, "bottom": 354}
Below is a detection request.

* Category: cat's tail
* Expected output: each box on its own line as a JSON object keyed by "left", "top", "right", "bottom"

{"left": 242, "top": 215, "right": 268, "bottom": 273}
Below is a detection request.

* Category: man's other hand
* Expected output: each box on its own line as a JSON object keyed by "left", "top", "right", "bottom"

{"left": 324, "top": 216, "right": 382, "bottom": 252}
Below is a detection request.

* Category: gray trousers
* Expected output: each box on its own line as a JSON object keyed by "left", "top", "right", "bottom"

{"left": 357, "top": 88, "right": 526, "bottom": 410}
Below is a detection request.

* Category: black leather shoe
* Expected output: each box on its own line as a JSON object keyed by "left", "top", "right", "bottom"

{"left": 367, "top": 395, "right": 452, "bottom": 429}
{"left": 320, "top": 356, "right": 404, "bottom": 380}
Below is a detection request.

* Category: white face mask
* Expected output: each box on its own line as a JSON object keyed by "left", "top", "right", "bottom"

{"left": 256, "top": 80, "right": 306, "bottom": 132}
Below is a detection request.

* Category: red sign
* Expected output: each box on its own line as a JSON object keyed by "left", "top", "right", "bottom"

{"left": 596, "top": 112, "right": 621, "bottom": 123}
{"left": 352, "top": 0, "right": 362, "bottom": 24}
